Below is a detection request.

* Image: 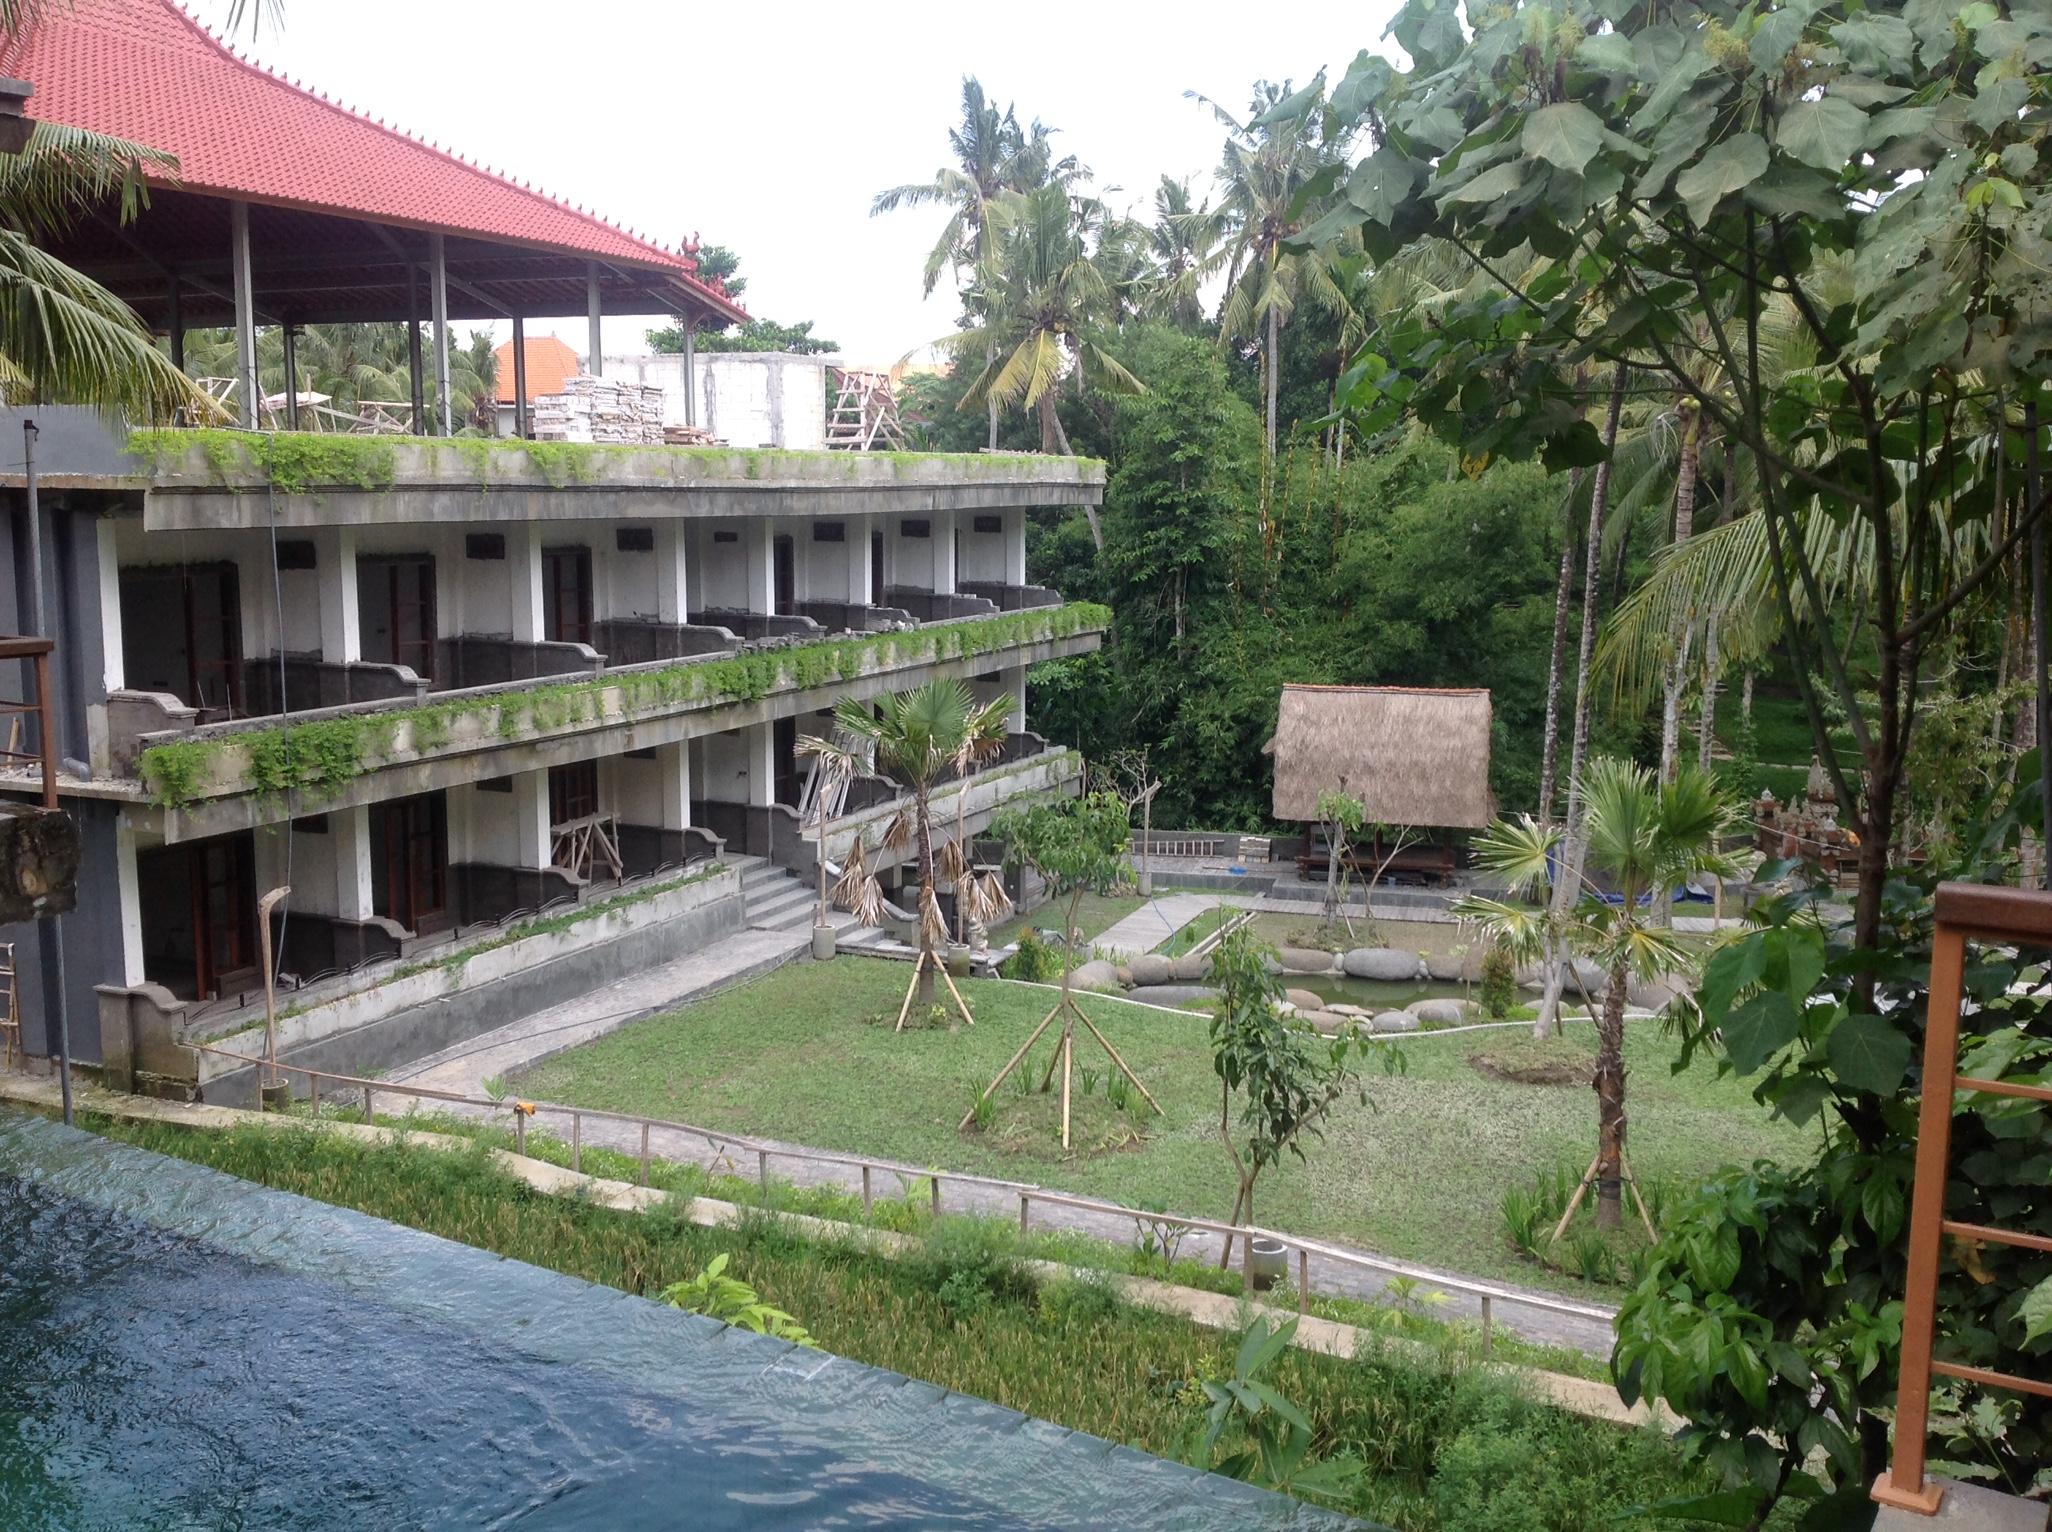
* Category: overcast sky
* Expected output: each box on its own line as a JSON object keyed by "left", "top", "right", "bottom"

{"left": 189, "top": 0, "right": 1401, "bottom": 365}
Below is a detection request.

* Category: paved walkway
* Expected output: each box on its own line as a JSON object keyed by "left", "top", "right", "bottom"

{"left": 391, "top": 926, "right": 808, "bottom": 1098}
{"left": 1094, "top": 893, "right": 1229, "bottom": 959}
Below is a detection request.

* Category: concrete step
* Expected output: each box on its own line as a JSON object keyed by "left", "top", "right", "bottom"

{"left": 747, "top": 897, "right": 814, "bottom": 928}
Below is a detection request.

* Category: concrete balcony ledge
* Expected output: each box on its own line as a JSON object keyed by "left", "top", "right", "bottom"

{"left": 119, "top": 430, "right": 1107, "bottom": 530}
{"left": 123, "top": 603, "right": 1109, "bottom": 840}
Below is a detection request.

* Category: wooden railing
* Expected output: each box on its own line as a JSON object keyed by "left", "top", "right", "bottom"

{"left": 185, "top": 1038, "right": 1612, "bottom": 1352}
{"left": 1873, "top": 882, "right": 2052, "bottom": 1516}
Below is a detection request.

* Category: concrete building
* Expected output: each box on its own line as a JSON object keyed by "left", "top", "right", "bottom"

{"left": 0, "top": 0, "right": 1105, "bottom": 1100}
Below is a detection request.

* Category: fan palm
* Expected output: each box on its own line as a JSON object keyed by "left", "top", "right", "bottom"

{"left": 1454, "top": 759, "right": 1737, "bottom": 1231}
{"left": 805, "top": 681, "right": 1013, "bottom": 1015}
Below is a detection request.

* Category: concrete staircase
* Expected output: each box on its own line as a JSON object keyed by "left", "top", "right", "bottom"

{"left": 737, "top": 857, "right": 819, "bottom": 934}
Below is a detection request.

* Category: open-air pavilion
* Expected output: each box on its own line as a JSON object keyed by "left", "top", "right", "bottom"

{"left": 1265, "top": 683, "right": 1496, "bottom": 885}
{"left": 0, "top": 0, "right": 747, "bottom": 433}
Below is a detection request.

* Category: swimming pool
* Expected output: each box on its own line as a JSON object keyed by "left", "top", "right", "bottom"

{"left": 0, "top": 1109, "right": 1352, "bottom": 1529}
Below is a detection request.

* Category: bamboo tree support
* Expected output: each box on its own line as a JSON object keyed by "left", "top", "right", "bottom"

{"left": 961, "top": 984, "right": 1164, "bottom": 1149}
{"left": 1547, "top": 1151, "right": 1658, "bottom": 1243}
{"left": 894, "top": 948, "right": 976, "bottom": 1031}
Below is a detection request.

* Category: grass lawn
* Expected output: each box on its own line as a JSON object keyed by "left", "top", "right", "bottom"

{"left": 514, "top": 958, "right": 1804, "bottom": 1291}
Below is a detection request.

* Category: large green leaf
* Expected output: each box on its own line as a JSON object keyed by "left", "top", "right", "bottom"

{"left": 2022, "top": 1275, "right": 2052, "bottom": 1343}
{"left": 1776, "top": 96, "right": 1869, "bottom": 172}
{"left": 1699, "top": 936, "right": 1767, "bottom": 1025}
{"left": 1673, "top": 133, "right": 1769, "bottom": 225}
{"left": 1827, "top": 1013, "right": 1912, "bottom": 1095}
{"left": 1723, "top": 990, "right": 1802, "bottom": 1074}
{"left": 1329, "top": 49, "right": 1394, "bottom": 123}
{"left": 1441, "top": 160, "right": 1527, "bottom": 206}
{"left": 1573, "top": 30, "right": 1637, "bottom": 75}
{"left": 1250, "top": 72, "right": 1326, "bottom": 129}
{"left": 1523, "top": 101, "right": 1607, "bottom": 174}
{"left": 1751, "top": 0, "right": 1821, "bottom": 70}
{"left": 1346, "top": 149, "right": 1418, "bottom": 226}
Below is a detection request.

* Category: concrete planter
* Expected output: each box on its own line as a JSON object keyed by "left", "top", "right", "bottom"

{"left": 811, "top": 923, "right": 837, "bottom": 961}
{"left": 1248, "top": 1236, "right": 1288, "bottom": 1292}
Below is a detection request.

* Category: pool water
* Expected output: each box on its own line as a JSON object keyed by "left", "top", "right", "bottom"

{"left": 0, "top": 1109, "right": 1349, "bottom": 1531}
{"left": 1288, "top": 974, "right": 1473, "bottom": 1012}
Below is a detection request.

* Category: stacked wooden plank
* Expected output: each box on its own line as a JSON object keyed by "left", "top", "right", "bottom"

{"left": 531, "top": 376, "right": 668, "bottom": 444}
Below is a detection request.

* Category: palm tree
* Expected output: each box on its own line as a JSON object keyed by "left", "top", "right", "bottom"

{"left": 0, "top": 114, "right": 213, "bottom": 419}
{"left": 181, "top": 321, "right": 499, "bottom": 431}
{"left": 872, "top": 79, "right": 1078, "bottom": 451}
{"left": 1144, "top": 176, "right": 1212, "bottom": 332}
{"left": 809, "top": 681, "right": 1014, "bottom": 1017}
{"left": 952, "top": 182, "right": 1145, "bottom": 476}
{"left": 1454, "top": 759, "right": 1736, "bottom": 1230}
{"left": 1191, "top": 82, "right": 1359, "bottom": 496}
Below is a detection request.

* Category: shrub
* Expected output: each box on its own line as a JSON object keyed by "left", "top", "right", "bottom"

{"left": 1499, "top": 1184, "right": 1542, "bottom": 1259}
{"left": 999, "top": 927, "right": 1064, "bottom": 983}
{"left": 905, "top": 1216, "right": 1032, "bottom": 1324}
{"left": 1478, "top": 944, "right": 1517, "bottom": 1018}
{"left": 658, "top": 1252, "right": 816, "bottom": 1346}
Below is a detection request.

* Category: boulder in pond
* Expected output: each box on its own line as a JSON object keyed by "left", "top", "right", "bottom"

{"left": 1371, "top": 1010, "right": 1421, "bottom": 1034}
{"left": 1127, "top": 984, "right": 1217, "bottom": 1011}
{"left": 1127, "top": 953, "right": 1174, "bottom": 987}
{"left": 1171, "top": 952, "right": 1211, "bottom": 982}
{"left": 1069, "top": 959, "right": 1121, "bottom": 993}
{"left": 1114, "top": 965, "right": 1135, "bottom": 988}
{"left": 1299, "top": 1008, "right": 1353, "bottom": 1034}
{"left": 1425, "top": 948, "right": 1477, "bottom": 982}
{"left": 1628, "top": 973, "right": 1683, "bottom": 1010}
{"left": 1408, "top": 997, "right": 1469, "bottom": 1026}
{"left": 1342, "top": 947, "right": 1425, "bottom": 982}
{"left": 1276, "top": 946, "right": 1339, "bottom": 975}
{"left": 1284, "top": 987, "right": 1326, "bottom": 1014}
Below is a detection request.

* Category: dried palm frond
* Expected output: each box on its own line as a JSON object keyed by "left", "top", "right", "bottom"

{"left": 963, "top": 869, "right": 1013, "bottom": 925}
{"left": 919, "top": 883, "right": 950, "bottom": 949}
{"left": 936, "top": 833, "right": 968, "bottom": 888}
{"left": 833, "top": 832, "right": 887, "bottom": 927}
{"left": 881, "top": 807, "right": 916, "bottom": 856}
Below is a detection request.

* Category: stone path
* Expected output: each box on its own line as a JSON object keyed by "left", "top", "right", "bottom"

{"left": 1094, "top": 893, "right": 1229, "bottom": 959}
{"left": 390, "top": 926, "right": 808, "bottom": 1098}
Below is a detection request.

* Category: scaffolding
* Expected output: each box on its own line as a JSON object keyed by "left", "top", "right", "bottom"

{"left": 825, "top": 368, "right": 907, "bottom": 451}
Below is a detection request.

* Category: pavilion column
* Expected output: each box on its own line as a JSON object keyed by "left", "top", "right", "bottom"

{"left": 315, "top": 527, "right": 360, "bottom": 664}
{"left": 511, "top": 314, "right": 529, "bottom": 440}
{"left": 325, "top": 804, "right": 375, "bottom": 923}
{"left": 656, "top": 740, "right": 691, "bottom": 832}
{"left": 429, "top": 232, "right": 452, "bottom": 436}
{"left": 229, "top": 200, "right": 257, "bottom": 429}
{"left": 281, "top": 324, "right": 300, "bottom": 430}
{"left": 406, "top": 259, "right": 425, "bottom": 432}
{"left": 166, "top": 276, "right": 184, "bottom": 376}
{"left": 682, "top": 322, "right": 697, "bottom": 428}
{"left": 655, "top": 521, "right": 688, "bottom": 624}
{"left": 587, "top": 263, "right": 604, "bottom": 377}
{"left": 1006, "top": 507, "right": 1026, "bottom": 585}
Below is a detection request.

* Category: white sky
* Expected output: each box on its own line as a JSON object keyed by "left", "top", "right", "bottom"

{"left": 187, "top": 0, "right": 1400, "bottom": 366}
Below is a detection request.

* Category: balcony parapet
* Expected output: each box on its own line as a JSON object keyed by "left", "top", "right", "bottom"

{"left": 130, "top": 602, "right": 1110, "bottom": 821}
{"left": 884, "top": 586, "right": 1000, "bottom": 622}
{"left": 695, "top": 608, "right": 821, "bottom": 642}
{"left": 591, "top": 619, "right": 740, "bottom": 665}
{"left": 435, "top": 636, "right": 603, "bottom": 689}
{"left": 792, "top": 600, "right": 916, "bottom": 634}
{"left": 957, "top": 581, "right": 1061, "bottom": 612}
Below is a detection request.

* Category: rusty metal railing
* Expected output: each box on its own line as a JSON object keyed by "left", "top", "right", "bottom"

{"left": 0, "top": 635, "right": 56, "bottom": 811}
{"left": 1873, "top": 881, "right": 2052, "bottom": 1516}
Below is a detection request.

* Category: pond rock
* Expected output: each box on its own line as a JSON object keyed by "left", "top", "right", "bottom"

{"left": 1114, "top": 965, "right": 1135, "bottom": 988}
{"left": 1299, "top": 1008, "right": 1354, "bottom": 1034}
{"left": 1127, "top": 984, "right": 1218, "bottom": 1011}
{"left": 1342, "top": 947, "right": 1426, "bottom": 982}
{"left": 1425, "top": 948, "right": 1478, "bottom": 981}
{"left": 1629, "top": 974, "right": 1683, "bottom": 1010}
{"left": 1069, "top": 959, "right": 1122, "bottom": 993}
{"left": 1126, "top": 953, "right": 1174, "bottom": 987}
{"left": 1276, "top": 945, "right": 1339, "bottom": 974}
{"left": 1284, "top": 987, "right": 1326, "bottom": 1014}
{"left": 1371, "top": 1009, "right": 1422, "bottom": 1034}
{"left": 1408, "top": 997, "right": 1469, "bottom": 1026}
{"left": 1171, "top": 952, "right": 1211, "bottom": 982}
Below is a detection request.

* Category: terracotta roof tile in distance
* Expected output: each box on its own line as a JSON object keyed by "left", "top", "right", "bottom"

{"left": 493, "top": 335, "right": 580, "bottom": 403}
{"left": 2, "top": 0, "right": 744, "bottom": 319}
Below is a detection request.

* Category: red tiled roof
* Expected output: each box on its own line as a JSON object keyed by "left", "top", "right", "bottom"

{"left": 2, "top": 0, "right": 745, "bottom": 320}
{"left": 494, "top": 335, "right": 581, "bottom": 403}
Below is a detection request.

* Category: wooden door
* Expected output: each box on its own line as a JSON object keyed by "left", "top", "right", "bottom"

{"left": 542, "top": 546, "right": 593, "bottom": 645}
{"left": 189, "top": 835, "right": 255, "bottom": 1000}
{"left": 361, "top": 555, "right": 437, "bottom": 679}
{"left": 870, "top": 530, "right": 884, "bottom": 603}
{"left": 370, "top": 792, "right": 448, "bottom": 933}
{"left": 773, "top": 535, "right": 796, "bottom": 615}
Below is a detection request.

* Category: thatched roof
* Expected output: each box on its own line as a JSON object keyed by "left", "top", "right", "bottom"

{"left": 1264, "top": 685, "right": 1495, "bottom": 827}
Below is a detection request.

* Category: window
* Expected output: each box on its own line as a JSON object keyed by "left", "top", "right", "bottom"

{"left": 899, "top": 519, "right": 930, "bottom": 538}
{"left": 812, "top": 522, "right": 845, "bottom": 543}
{"left": 542, "top": 546, "right": 593, "bottom": 646}
{"left": 358, "top": 554, "right": 436, "bottom": 679}
{"left": 119, "top": 561, "right": 245, "bottom": 717}
{"left": 973, "top": 515, "right": 1002, "bottom": 534}
{"left": 616, "top": 526, "right": 654, "bottom": 553}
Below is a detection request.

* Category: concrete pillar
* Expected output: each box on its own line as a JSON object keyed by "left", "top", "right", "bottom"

{"left": 656, "top": 521, "right": 689, "bottom": 623}
{"left": 406, "top": 261, "right": 425, "bottom": 430}
{"left": 1007, "top": 507, "right": 1027, "bottom": 585}
{"left": 429, "top": 232, "right": 452, "bottom": 436}
{"left": 587, "top": 263, "right": 604, "bottom": 378}
{"left": 749, "top": 520, "right": 774, "bottom": 614}
{"left": 229, "top": 200, "right": 257, "bottom": 429}
{"left": 747, "top": 722, "right": 774, "bottom": 808}
{"left": 1009, "top": 667, "right": 1028, "bottom": 732}
{"left": 95, "top": 518, "right": 123, "bottom": 695}
{"left": 657, "top": 740, "right": 691, "bottom": 829}
{"left": 682, "top": 325, "right": 696, "bottom": 427}
{"left": 510, "top": 523, "right": 543, "bottom": 642}
{"left": 851, "top": 517, "right": 873, "bottom": 605}
{"left": 113, "top": 818, "right": 145, "bottom": 987}
{"left": 330, "top": 803, "right": 374, "bottom": 920}
{"left": 513, "top": 769, "right": 550, "bottom": 866}
{"left": 317, "top": 526, "right": 360, "bottom": 664}
{"left": 933, "top": 508, "right": 957, "bottom": 594}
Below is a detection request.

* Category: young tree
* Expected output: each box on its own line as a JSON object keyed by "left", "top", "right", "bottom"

{"left": 1454, "top": 759, "right": 1736, "bottom": 1230}
{"left": 1105, "top": 747, "right": 1163, "bottom": 894}
{"left": 965, "top": 790, "right": 1161, "bottom": 1148}
{"left": 1312, "top": 785, "right": 1364, "bottom": 934}
{"left": 815, "top": 681, "right": 1012, "bottom": 1025}
{"left": 1207, "top": 927, "right": 1374, "bottom": 1269}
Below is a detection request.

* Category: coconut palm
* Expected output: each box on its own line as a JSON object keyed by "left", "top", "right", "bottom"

{"left": 181, "top": 321, "right": 498, "bottom": 431}
{"left": 1453, "top": 759, "right": 1737, "bottom": 1231}
{"left": 1190, "top": 82, "right": 1359, "bottom": 485}
{"left": 872, "top": 78, "right": 1078, "bottom": 450}
{"left": 807, "top": 681, "right": 1014, "bottom": 1017}
{"left": 1143, "top": 175, "right": 1213, "bottom": 332}
{"left": 951, "top": 182, "right": 1145, "bottom": 522}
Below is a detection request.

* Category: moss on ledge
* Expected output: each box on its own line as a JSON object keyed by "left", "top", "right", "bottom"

{"left": 139, "top": 604, "right": 1111, "bottom": 809}
{"left": 125, "top": 429, "right": 1106, "bottom": 493}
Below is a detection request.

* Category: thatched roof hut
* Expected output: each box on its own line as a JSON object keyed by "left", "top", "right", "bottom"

{"left": 1264, "top": 685, "right": 1495, "bottom": 827}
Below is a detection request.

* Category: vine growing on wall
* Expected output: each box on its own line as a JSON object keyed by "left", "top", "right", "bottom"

{"left": 136, "top": 603, "right": 1109, "bottom": 808}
